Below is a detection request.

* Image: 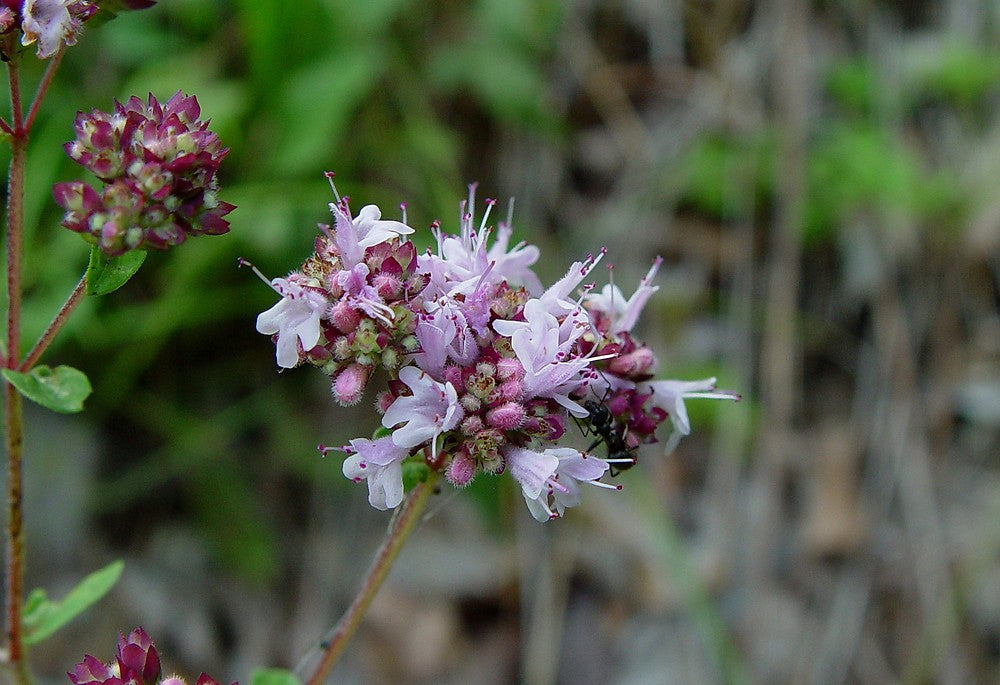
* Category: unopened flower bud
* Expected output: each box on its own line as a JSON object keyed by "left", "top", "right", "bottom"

{"left": 608, "top": 347, "right": 656, "bottom": 377}
{"left": 116, "top": 627, "right": 161, "bottom": 685}
{"left": 55, "top": 91, "right": 234, "bottom": 255}
{"left": 460, "top": 394, "right": 482, "bottom": 413}
{"left": 482, "top": 451, "right": 504, "bottom": 475}
{"left": 442, "top": 365, "right": 464, "bottom": 388}
{"left": 460, "top": 414, "right": 484, "bottom": 435}
{"left": 495, "top": 357, "right": 522, "bottom": 379}
{"left": 446, "top": 451, "right": 477, "bottom": 487}
{"left": 332, "top": 363, "right": 370, "bottom": 406}
{"left": 486, "top": 401, "right": 525, "bottom": 431}
{"left": 607, "top": 393, "right": 629, "bottom": 416}
{"left": 375, "top": 390, "right": 395, "bottom": 413}
{"left": 381, "top": 347, "right": 400, "bottom": 369}
{"left": 329, "top": 300, "right": 361, "bottom": 333}
{"left": 332, "top": 336, "right": 352, "bottom": 360}
{"left": 498, "top": 378, "right": 523, "bottom": 401}
{"left": 374, "top": 273, "right": 402, "bottom": 300}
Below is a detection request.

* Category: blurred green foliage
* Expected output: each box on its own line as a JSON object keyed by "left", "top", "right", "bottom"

{"left": 676, "top": 44, "right": 998, "bottom": 242}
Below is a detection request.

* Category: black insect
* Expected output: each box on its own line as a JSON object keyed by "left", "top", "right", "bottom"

{"left": 579, "top": 398, "right": 638, "bottom": 476}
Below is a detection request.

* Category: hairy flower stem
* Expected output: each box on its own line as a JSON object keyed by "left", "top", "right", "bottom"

{"left": 23, "top": 48, "right": 63, "bottom": 134}
{"left": 3, "top": 51, "right": 28, "bottom": 680}
{"left": 305, "top": 473, "right": 439, "bottom": 685}
{"left": 3, "top": 386, "right": 25, "bottom": 683}
{"left": 3, "top": 44, "right": 60, "bottom": 684}
{"left": 19, "top": 274, "right": 86, "bottom": 372}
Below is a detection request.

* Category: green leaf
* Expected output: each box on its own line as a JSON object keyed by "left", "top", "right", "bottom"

{"left": 85, "top": 246, "right": 147, "bottom": 296}
{"left": 22, "top": 560, "right": 124, "bottom": 645}
{"left": 401, "top": 461, "right": 430, "bottom": 491}
{"left": 250, "top": 668, "right": 304, "bottom": 685}
{"left": 2, "top": 365, "right": 92, "bottom": 413}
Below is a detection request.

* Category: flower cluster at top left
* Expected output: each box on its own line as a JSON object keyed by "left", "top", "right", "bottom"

{"left": 68, "top": 626, "right": 230, "bottom": 685}
{"left": 53, "top": 91, "right": 234, "bottom": 256}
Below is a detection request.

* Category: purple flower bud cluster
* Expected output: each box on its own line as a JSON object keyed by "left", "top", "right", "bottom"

{"left": 257, "top": 179, "right": 739, "bottom": 521}
{"left": 68, "top": 627, "right": 229, "bottom": 685}
{"left": 54, "top": 91, "right": 234, "bottom": 256}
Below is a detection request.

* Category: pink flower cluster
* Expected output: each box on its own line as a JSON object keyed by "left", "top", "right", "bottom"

{"left": 68, "top": 627, "right": 229, "bottom": 685}
{"left": 256, "top": 179, "right": 739, "bottom": 521}
{"left": 54, "top": 91, "right": 234, "bottom": 256}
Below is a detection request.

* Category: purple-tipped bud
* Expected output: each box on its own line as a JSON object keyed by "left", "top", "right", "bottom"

{"left": 460, "top": 414, "right": 484, "bottom": 435}
{"left": 498, "top": 378, "right": 523, "bottom": 401}
{"left": 446, "top": 451, "right": 477, "bottom": 487}
{"left": 607, "top": 347, "right": 656, "bottom": 377}
{"left": 373, "top": 273, "right": 402, "bottom": 300}
{"left": 116, "top": 627, "right": 161, "bottom": 685}
{"left": 442, "top": 365, "right": 464, "bottom": 388}
{"left": 607, "top": 393, "right": 630, "bottom": 416}
{"left": 495, "top": 357, "right": 522, "bottom": 380}
{"left": 329, "top": 300, "right": 361, "bottom": 333}
{"left": 68, "top": 654, "right": 114, "bottom": 685}
{"left": 333, "top": 363, "right": 369, "bottom": 406}
{"left": 486, "top": 401, "right": 525, "bottom": 431}
{"left": 375, "top": 390, "right": 395, "bottom": 413}
{"left": 195, "top": 676, "right": 224, "bottom": 685}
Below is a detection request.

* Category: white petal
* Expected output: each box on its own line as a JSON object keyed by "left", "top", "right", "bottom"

{"left": 506, "top": 447, "right": 558, "bottom": 499}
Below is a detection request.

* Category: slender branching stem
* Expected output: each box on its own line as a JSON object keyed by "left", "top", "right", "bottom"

{"left": 24, "top": 46, "right": 64, "bottom": 134}
{"left": 6, "top": 58, "right": 24, "bottom": 370}
{"left": 3, "top": 39, "right": 61, "bottom": 683}
{"left": 3, "top": 52, "right": 29, "bottom": 681}
{"left": 3, "top": 386, "right": 25, "bottom": 682}
{"left": 19, "top": 274, "right": 86, "bottom": 372}
{"left": 305, "top": 474, "right": 438, "bottom": 685}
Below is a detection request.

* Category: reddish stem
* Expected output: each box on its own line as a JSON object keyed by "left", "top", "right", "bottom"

{"left": 19, "top": 274, "right": 87, "bottom": 372}
{"left": 3, "top": 52, "right": 27, "bottom": 680}
{"left": 3, "top": 386, "right": 24, "bottom": 677}
{"left": 23, "top": 46, "right": 64, "bottom": 134}
{"left": 305, "top": 475, "right": 438, "bottom": 685}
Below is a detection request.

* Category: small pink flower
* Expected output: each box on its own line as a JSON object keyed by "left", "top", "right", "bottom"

{"left": 256, "top": 277, "right": 326, "bottom": 369}
{"left": 584, "top": 257, "right": 662, "bottom": 334}
{"left": 331, "top": 202, "right": 413, "bottom": 269}
{"left": 342, "top": 436, "right": 410, "bottom": 510}
{"left": 21, "top": 0, "right": 96, "bottom": 59}
{"left": 382, "top": 366, "right": 464, "bottom": 457}
{"left": 507, "top": 446, "right": 614, "bottom": 521}
{"left": 493, "top": 300, "right": 592, "bottom": 415}
{"left": 639, "top": 377, "right": 741, "bottom": 452}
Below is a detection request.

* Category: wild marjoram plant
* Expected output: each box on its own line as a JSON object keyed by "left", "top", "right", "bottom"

{"left": 0, "top": 2, "right": 235, "bottom": 684}
{"left": 249, "top": 177, "right": 740, "bottom": 683}
{"left": 0, "top": 3, "right": 736, "bottom": 683}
